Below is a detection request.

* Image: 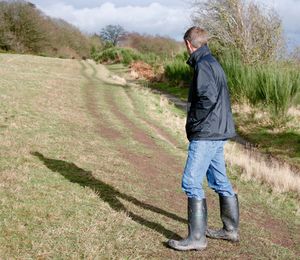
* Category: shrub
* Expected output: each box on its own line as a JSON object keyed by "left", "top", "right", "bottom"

{"left": 93, "top": 47, "right": 135, "bottom": 64}
{"left": 92, "top": 46, "right": 161, "bottom": 67}
{"left": 164, "top": 52, "right": 192, "bottom": 86}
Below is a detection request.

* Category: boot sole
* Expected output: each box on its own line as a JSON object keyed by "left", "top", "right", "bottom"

{"left": 168, "top": 241, "right": 207, "bottom": 251}
{"left": 206, "top": 230, "right": 239, "bottom": 243}
{"left": 206, "top": 235, "right": 239, "bottom": 243}
{"left": 169, "top": 245, "right": 207, "bottom": 251}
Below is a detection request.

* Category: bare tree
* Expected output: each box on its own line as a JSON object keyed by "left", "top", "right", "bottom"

{"left": 191, "top": 0, "right": 284, "bottom": 64}
{"left": 100, "top": 25, "right": 126, "bottom": 46}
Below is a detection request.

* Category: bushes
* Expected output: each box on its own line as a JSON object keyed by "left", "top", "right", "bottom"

{"left": 259, "top": 66, "right": 299, "bottom": 121}
{"left": 0, "top": 1, "right": 46, "bottom": 53}
{"left": 92, "top": 47, "right": 140, "bottom": 65}
{"left": 93, "top": 43, "right": 300, "bottom": 123}
{"left": 192, "top": 0, "right": 284, "bottom": 64}
{"left": 164, "top": 52, "right": 192, "bottom": 86}
{"left": 0, "top": 1, "right": 101, "bottom": 58}
{"left": 92, "top": 47, "right": 160, "bottom": 66}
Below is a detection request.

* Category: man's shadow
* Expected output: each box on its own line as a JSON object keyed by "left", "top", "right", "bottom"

{"left": 31, "top": 151, "right": 184, "bottom": 240}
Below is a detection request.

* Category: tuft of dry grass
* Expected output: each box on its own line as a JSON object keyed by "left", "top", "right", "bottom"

{"left": 225, "top": 143, "right": 300, "bottom": 194}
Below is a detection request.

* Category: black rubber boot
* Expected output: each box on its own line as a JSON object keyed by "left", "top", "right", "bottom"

{"left": 168, "top": 198, "right": 207, "bottom": 251}
{"left": 206, "top": 194, "right": 239, "bottom": 242}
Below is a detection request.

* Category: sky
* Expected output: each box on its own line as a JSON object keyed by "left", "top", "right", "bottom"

{"left": 28, "top": 0, "right": 300, "bottom": 47}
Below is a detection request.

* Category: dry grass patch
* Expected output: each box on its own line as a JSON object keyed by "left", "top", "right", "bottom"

{"left": 225, "top": 143, "right": 300, "bottom": 194}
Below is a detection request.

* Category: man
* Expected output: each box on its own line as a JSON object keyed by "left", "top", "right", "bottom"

{"left": 168, "top": 27, "right": 239, "bottom": 251}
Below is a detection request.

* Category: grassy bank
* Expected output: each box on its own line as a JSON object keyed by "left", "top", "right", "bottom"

{"left": 1, "top": 54, "right": 299, "bottom": 259}
{"left": 148, "top": 80, "right": 300, "bottom": 170}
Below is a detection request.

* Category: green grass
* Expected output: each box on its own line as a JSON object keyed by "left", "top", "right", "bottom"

{"left": 138, "top": 57, "right": 300, "bottom": 170}
{"left": 0, "top": 54, "right": 299, "bottom": 259}
{"left": 148, "top": 82, "right": 188, "bottom": 101}
{"left": 220, "top": 51, "right": 300, "bottom": 122}
{"left": 233, "top": 109, "right": 300, "bottom": 169}
{"left": 93, "top": 46, "right": 300, "bottom": 123}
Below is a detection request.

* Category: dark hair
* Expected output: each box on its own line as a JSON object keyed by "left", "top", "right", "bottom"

{"left": 184, "top": 26, "right": 209, "bottom": 48}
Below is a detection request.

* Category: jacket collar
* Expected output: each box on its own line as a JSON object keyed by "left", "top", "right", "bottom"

{"left": 187, "top": 44, "right": 211, "bottom": 67}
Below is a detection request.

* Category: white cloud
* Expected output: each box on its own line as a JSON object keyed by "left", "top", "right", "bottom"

{"left": 31, "top": 0, "right": 187, "bottom": 9}
{"left": 32, "top": 0, "right": 300, "bottom": 46}
{"left": 36, "top": 1, "right": 191, "bottom": 40}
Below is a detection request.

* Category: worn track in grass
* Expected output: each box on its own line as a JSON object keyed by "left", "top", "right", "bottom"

{"left": 79, "top": 60, "right": 300, "bottom": 259}
{"left": 0, "top": 54, "right": 298, "bottom": 259}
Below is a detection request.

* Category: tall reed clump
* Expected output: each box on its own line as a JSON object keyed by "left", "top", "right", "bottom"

{"left": 164, "top": 52, "right": 193, "bottom": 86}
{"left": 220, "top": 50, "right": 300, "bottom": 125}
{"left": 255, "top": 66, "right": 299, "bottom": 119}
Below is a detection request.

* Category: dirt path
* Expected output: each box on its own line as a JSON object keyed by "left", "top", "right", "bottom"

{"left": 80, "top": 60, "right": 299, "bottom": 259}
{"left": 80, "top": 61, "right": 185, "bottom": 208}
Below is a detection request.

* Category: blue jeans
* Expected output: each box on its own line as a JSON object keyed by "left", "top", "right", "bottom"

{"left": 182, "top": 140, "right": 235, "bottom": 199}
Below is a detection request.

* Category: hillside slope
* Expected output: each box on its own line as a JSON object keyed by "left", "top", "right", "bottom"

{"left": 0, "top": 54, "right": 299, "bottom": 259}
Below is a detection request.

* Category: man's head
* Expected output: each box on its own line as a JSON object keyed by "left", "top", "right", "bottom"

{"left": 184, "top": 27, "right": 209, "bottom": 55}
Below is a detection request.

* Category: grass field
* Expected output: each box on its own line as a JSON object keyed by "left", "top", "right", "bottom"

{"left": 0, "top": 54, "right": 299, "bottom": 259}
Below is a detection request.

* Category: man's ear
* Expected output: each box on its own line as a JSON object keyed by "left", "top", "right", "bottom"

{"left": 185, "top": 40, "right": 191, "bottom": 49}
{"left": 185, "top": 40, "right": 194, "bottom": 54}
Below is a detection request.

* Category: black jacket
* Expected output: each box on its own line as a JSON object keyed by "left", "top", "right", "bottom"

{"left": 186, "top": 44, "right": 236, "bottom": 141}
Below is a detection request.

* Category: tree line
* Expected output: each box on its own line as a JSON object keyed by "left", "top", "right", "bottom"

{"left": 98, "top": 24, "right": 182, "bottom": 58}
{"left": 0, "top": 1, "right": 102, "bottom": 58}
{"left": 0, "top": 1, "right": 181, "bottom": 59}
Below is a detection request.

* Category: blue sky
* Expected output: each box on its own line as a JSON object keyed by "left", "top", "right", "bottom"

{"left": 30, "top": 0, "right": 300, "bottom": 47}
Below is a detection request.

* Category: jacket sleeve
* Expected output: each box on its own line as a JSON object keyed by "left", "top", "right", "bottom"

{"left": 194, "top": 61, "right": 218, "bottom": 118}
